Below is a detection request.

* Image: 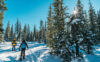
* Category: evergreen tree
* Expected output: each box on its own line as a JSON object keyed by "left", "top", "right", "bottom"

{"left": 44, "top": 21, "right": 47, "bottom": 44}
{"left": 70, "top": 0, "right": 86, "bottom": 58}
{"left": 49, "top": 0, "right": 71, "bottom": 62}
{"left": 36, "top": 30, "right": 39, "bottom": 41}
{"left": 42, "top": 25, "right": 45, "bottom": 42}
{"left": 47, "top": 5, "right": 54, "bottom": 47}
{"left": 97, "top": 10, "right": 100, "bottom": 42}
{"left": 82, "top": 10, "right": 94, "bottom": 54}
{"left": 15, "top": 18, "right": 20, "bottom": 40}
{"left": 88, "top": 0, "right": 97, "bottom": 44}
{"left": 80, "top": 0, "right": 98, "bottom": 54}
{"left": 13, "top": 33, "right": 16, "bottom": 40}
{"left": 27, "top": 24, "right": 30, "bottom": 41}
{"left": 18, "top": 23, "right": 22, "bottom": 41}
{"left": 39, "top": 20, "right": 44, "bottom": 43}
{"left": 5, "top": 21, "right": 10, "bottom": 41}
{"left": 30, "top": 31, "right": 33, "bottom": 41}
{"left": 23, "top": 24, "right": 27, "bottom": 40}
{"left": 10, "top": 25, "right": 14, "bottom": 40}
{"left": 15, "top": 18, "right": 20, "bottom": 34}
{"left": 33, "top": 25, "right": 37, "bottom": 41}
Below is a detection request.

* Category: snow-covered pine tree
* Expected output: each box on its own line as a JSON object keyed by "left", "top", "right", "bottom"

{"left": 69, "top": 0, "right": 86, "bottom": 58}
{"left": 42, "top": 25, "right": 45, "bottom": 42}
{"left": 18, "top": 23, "right": 22, "bottom": 41}
{"left": 27, "top": 24, "right": 30, "bottom": 41}
{"left": 81, "top": 12, "right": 93, "bottom": 54}
{"left": 5, "top": 21, "right": 10, "bottom": 41}
{"left": 83, "top": 26, "right": 93, "bottom": 54}
{"left": 44, "top": 21, "right": 47, "bottom": 44}
{"left": 33, "top": 25, "right": 37, "bottom": 41}
{"left": 15, "top": 18, "right": 20, "bottom": 34}
{"left": 97, "top": 10, "right": 100, "bottom": 43}
{"left": 88, "top": 0, "right": 98, "bottom": 44}
{"left": 38, "top": 32, "right": 40, "bottom": 42}
{"left": 22, "top": 24, "right": 27, "bottom": 40}
{"left": 10, "top": 25, "right": 14, "bottom": 41}
{"left": 36, "top": 30, "right": 39, "bottom": 41}
{"left": 13, "top": 32, "right": 16, "bottom": 40}
{"left": 39, "top": 20, "right": 44, "bottom": 43}
{"left": 15, "top": 18, "right": 20, "bottom": 40}
{"left": 49, "top": 0, "right": 71, "bottom": 62}
{"left": 47, "top": 5, "right": 54, "bottom": 47}
{"left": 81, "top": 9, "right": 95, "bottom": 54}
{"left": 30, "top": 31, "right": 33, "bottom": 41}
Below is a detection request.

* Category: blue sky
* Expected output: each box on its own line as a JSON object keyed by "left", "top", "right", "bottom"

{"left": 3, "top": 0, "right": 100, "bottom": 31}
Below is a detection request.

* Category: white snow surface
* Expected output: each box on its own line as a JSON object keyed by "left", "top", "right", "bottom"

{"left": 0, "top": 42, "right": 61, "bottom": 62}
{"left": 1, "top": 42, "right": 100, "bottom": 62}
{"left": 72, "top": 45, "right": 100, "bottom": 62}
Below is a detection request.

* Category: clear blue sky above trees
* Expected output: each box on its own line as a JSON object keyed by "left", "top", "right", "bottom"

{"left": 3, "top": 0, "right": 100, "bottom": 31}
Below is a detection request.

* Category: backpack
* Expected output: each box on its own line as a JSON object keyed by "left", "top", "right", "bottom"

{"left": 21, "top": 42, "right": 27, "bottom": 48}
{"left": 12, "top": 41, "right": 17, "bottom": 46}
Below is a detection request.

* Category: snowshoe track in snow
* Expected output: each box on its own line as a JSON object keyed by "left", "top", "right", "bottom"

{"left": 0, "top": 42, "right": 61, "bottom": 62}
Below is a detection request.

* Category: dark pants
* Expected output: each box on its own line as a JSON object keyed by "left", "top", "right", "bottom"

{"left": 12, "top": 45, "right": 16, "bottom": 51}
{"left": 20, "top": 48, "right": 26, "bottom": 59}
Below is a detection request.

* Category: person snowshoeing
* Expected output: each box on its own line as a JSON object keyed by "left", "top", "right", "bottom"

{"left": 12, "top": 39, "right": 17, "bottom": 51}
{"left": 19, "top": 40, "right": 28, "bottom": 60}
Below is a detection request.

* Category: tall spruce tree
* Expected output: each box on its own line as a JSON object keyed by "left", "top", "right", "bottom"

{"left": 10, "top": 25, "right": 14, "bottom": 41}
{"left": 30, "top": 31, "right": 33, "bottom": 41}
{"left": 42, "top": 25, "right": 45, "bottom": 42}
{"left": 18, "top": 23, "right": 22, "bottom": 41}
{"left": 36, "top": 30, "right": 39, "bottom": 41}
{"left": 5, "top": 21, "right": 10, "bottom": 41}
{"left": 70, "top": 0, "right": 86, "bottom": 58}
{"left": 39, "top": 20, "right": 44, "bottom": 43}
{"left": 88, "top": 0, "right": 97, "bottom": 44}
{"left": 49, "top": 0, "right": 71, "bottom": 62}
{"left": 33, "top": 25, "right": 37, "bottom": 41}
{"left": 97, "top": 10, "right": 100, "bottom": 42}
{"left": 81, "top": 11, "right": 93, "bottom": 54}
{"left": 15, "top": 18, "right": 20, "bottom": 40}
{"left": 23, "top": 24, "right": 27, "bottom": 40}
{"left": 27, "top": 24, "right": 30, "bottom": 41}
{"left": 47, "top": 5, "right": 54, "bottom": 47}
{"left": 44, "top": 21, "right": 47, "bottom": 44}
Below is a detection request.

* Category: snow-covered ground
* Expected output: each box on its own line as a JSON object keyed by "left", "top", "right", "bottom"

{"left": 1, "top": 42, "right": 100, "bottom": 62}
{"left": 72, "top": 45, "right": 100, "bottom": 62}
{"left": 83, "top": 45, "right": 100, "bottom": 62}
{"left": 0, "top": 42, "right": 61, "bottom": 62}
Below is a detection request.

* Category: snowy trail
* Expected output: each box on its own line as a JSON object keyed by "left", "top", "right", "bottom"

{"left": 2, "top": 42, "right": 100, "bottom": 62}
{"left": 0, "top": 42, "right": 61, "bottom": 62}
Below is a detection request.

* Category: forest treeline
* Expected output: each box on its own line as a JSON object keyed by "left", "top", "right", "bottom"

{"left": 4, "top": 19, "right": 47, "bottom": 43}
